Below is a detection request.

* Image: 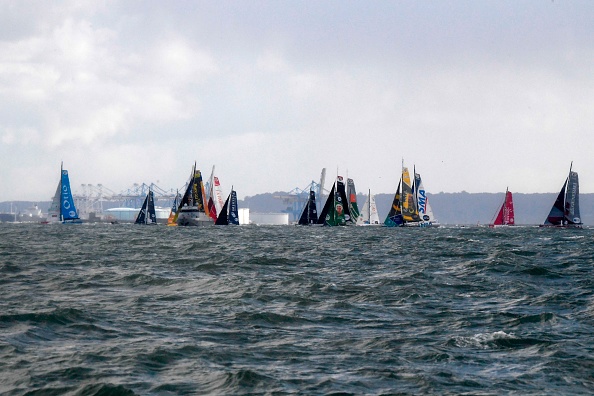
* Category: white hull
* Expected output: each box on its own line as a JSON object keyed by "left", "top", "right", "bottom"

{"left": 176, "top": 207, "right": 212, "bottom": 226}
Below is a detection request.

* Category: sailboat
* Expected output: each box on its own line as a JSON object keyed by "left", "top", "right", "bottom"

{"left": 135, "top": 189, "right": 157, "bottom": 225}
{"left": 47, "top": 162, "right": 82, "bottom": 224}
{"left": 206, "top": 166, "right": 225, "bottom": 222}
{"left": 298, "top": 190, "right": 319, "bottom": 225}
{"left": 166, "top": 191, "right": 181, "bottom": 226}
{"left": 384, "top": 179, "right": 403, "bottom": 226}
{"left": 414, "top": 171, "right": 439, "bottom": 227}
{"left": 489, "top": 188, "right": 514, "bottom": 227}
{"left": 357, "top": 190, "right": 380, "bottom": 225}
{"left": 542, "top": 163, "right": 582, "bottom": 228}
{"left": 174, "top": 162, "right": 212, "bottom": 226}
{"left": 384, "top": 165, "right": 420, "bottom": 227}
{"left": 347, "top": 178, "right": 360, "bottom": 224}
{"left": 215, "top": 187, "right": 240, "bottom": 225}
{"left": 317, "top": 176, "right": 352, "bottom": 226}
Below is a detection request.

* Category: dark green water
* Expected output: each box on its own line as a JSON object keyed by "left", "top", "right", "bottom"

{"left": 1, "top": 224, "right": 593, "bottom": 395}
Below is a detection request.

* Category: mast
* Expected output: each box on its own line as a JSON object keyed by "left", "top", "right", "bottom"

{"left": 318, "top": 168, "right": 326, "bottom": 213}
{"left": 401, "top": 159, "right": 404, "bottom": 212}
{"left": 209, "top": 165, "right": 215, "bottom": 201}
{"left": 413, "top": 164, "right": 417, "bottom": 200}
{"left": 146, "top": 188, "right": 150, "bottom": 224}
{"left": 563, "top": 161, "right": 573, "bottom": 212}
{"left": 502, "top": 187, "right": 507, "bottom": 225}
{"left": 505, "top": 187, "right": 509, "bottom": 225}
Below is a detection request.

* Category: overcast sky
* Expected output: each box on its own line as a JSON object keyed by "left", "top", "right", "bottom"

{"left": 1, "top": 1, "right": 593, "bottom": 202}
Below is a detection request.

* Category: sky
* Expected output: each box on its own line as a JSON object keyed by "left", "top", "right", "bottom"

{"left": 1, "top": 0, "right": 593, "bottom": 202}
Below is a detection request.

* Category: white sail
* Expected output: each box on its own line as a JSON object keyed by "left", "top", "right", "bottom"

{"left": 368, "top": 194, "right": 380, "bottom": 225}
{"left": 47, "top": 182, "right": 61, "bottom": 223}
{"left": 212, "top": 176, "right": 225, "bottom": 215}
{"left": 207, "top": 166, "right": 225, "bottom": 217}
{"left": 357, "top": 190, "right": 381, "bottom": 226}
{"left": 415, "top": 173, "right": 439, "bottom": 227}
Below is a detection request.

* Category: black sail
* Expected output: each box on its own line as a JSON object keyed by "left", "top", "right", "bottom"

{"left": 544, "top": 179, "right": 566, "bottom": 226}
{"left": 564, "top": 171, "right": 581, "bottom": 225}
{"left": 215, "top": 189, "right": 240, "bottom": 225}
{"left": 336, "top": 179, "right": 351, "bottom": 222}
{"left": 147, "top": 190, "right": 157, "bottom": 224}
{"left": 317, "top": 183, "right": 336, "bottom": 225}
{"left": 229, "top": 190, "right": 240, "bottom": 225}
{"left": 136, "top": 190, "right": 157, "bottom": 225}
{"left": 215, "top": 194, "right": 231, "bottom": 225}
{"left": 299, "top": 190, "right": 318, "bottom": 225}
{"left": 135, "top": 194, "right": 149, "bottom": 224}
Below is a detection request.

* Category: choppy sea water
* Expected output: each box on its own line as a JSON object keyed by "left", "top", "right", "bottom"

{"left": 1, "top": 223, "right": 594, "bottom": 395}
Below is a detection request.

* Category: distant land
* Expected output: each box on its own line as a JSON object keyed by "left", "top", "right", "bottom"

{"left": 4, "top": 192, "right": 592, "bottom": 225}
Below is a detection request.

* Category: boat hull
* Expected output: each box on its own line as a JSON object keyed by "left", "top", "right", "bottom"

{"left": 400, "top": 221, "right": 440, "bottom": 228}
{"left": 539, "top": 224, "right": 583, "bottom": 229}
{"left": 176, "top": 208, "right": 212, "bottom": 226}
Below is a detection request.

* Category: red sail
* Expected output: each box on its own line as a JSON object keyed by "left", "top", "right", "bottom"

{"left": 491, "top": 189, "right": 514, "bottom": 226}
{"left": 207, "top": 197, "right": 218, "bottom": 221}
{"left": 492, "top": 202, "right": 505, "bottom": 226}
{"left": 502, "top": 190, "right": 514, "bottom": 225}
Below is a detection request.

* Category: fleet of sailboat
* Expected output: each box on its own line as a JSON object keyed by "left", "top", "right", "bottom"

{"left": 39, "top": 161, "right": 589, "bottom": 227}
{"left": 384, "top": 164, "right": 439, "bottom": 227}
{"left": 175, "top": 162, "right": 211, "bottom": 226}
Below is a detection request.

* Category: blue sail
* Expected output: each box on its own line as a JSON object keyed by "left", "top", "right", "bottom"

{"left": 229, "top": 190, "right": 239, "bottom": 225}
{"left": 60, "top": 169, "right": 80, "bottom": 222}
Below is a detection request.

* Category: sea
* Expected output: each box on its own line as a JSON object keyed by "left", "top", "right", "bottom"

{"left": 1, "top": 223, "right": 593, "bottom": 395}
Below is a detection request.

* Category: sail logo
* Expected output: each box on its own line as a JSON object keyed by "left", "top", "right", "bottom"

{"left": 417, "top": 190, "right": 427, "bottom": 214}
{"left": 62, "top": 185, "right": 71, "bottom": 209}
{"left": 568, "top": 178, "right": 578, "bottom": 216}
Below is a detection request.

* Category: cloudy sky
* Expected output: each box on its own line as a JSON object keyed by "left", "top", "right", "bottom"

{"left": 1, "top": 1, "right": 593, "bottom": 202}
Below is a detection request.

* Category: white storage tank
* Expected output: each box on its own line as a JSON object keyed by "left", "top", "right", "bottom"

{"left": 104, "top": 207, "right": 170, "bottom": 223}
{"left": 249, "top": 213, "right": 289, "bottom": 225}
{"left": 238, "top": 208, "right": 250, "bottom": 225}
